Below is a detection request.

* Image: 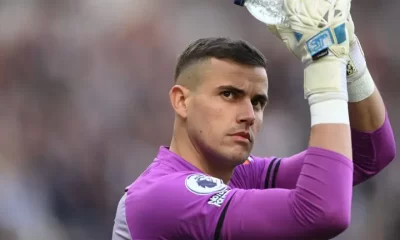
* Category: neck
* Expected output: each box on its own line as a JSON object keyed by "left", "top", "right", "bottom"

{"left": 169, "top": 130, "right": 234, "bottom": 184}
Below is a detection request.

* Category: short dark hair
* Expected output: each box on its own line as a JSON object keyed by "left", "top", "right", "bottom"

{"left": 174, "top": 37, "right": 267, "bottom": 81}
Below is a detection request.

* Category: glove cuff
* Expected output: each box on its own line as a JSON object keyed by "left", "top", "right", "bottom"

{"left": 348, "top": 68, "right": 375, "bottom": 102}
{"left": 304, "top": 57, "right": 348, "bottom": 102}
{"left": 347, "top": 37, "right": 375, "bottom": 102}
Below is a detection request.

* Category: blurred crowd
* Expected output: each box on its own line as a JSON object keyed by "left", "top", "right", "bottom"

{"left": 0, "top": 1, "right": 398, "bottom": 239}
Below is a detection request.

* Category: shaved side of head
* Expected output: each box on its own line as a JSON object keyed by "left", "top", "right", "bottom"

{"left": 174, "top": 37, "right": 267, "bottom": 90}
{"left": 175, "top": 59, "right": 209, "bottom": 91}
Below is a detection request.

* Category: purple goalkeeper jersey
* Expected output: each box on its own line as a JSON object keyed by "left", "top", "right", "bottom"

{"left": 112, "top": 114, "right": 396, "bottom": 240}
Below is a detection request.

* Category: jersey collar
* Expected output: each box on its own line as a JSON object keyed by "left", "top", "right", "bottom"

{"left": 155, "top": 146, "right": 204, "bottom": 173}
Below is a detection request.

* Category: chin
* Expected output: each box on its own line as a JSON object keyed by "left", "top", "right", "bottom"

{"left": 234, "top": 144, "right": 252, "bottom": 156}
{"left": 209, "top": 143, "right": 252, "bottom": 165}
{"left": 226, "top": 148, "right": 251, "bottom": 164}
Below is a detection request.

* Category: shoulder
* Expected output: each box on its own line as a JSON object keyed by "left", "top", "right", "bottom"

{"left": 126, "top": 172, "right": 230, "bottom": 207}
{"left": 125, "top": 172, "right": 235, "bottom": 239}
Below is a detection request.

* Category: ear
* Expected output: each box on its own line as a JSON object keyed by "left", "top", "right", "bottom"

{"left": 169, "top": 85, "right": 191, "bottom": 119}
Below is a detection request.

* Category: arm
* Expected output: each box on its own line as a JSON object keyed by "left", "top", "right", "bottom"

{"left": 348, "top": 89, "right": 385, "bottom": 132}
{"left": 125, "top": 148, "right": 353, "bottom": 240}
{"left": 264, "top": 108, "right": 395, "bottom": 189}
{"left": 221, "top": 148, "right": 353, "bottom": 240}
{"left": 265, "top": 83, "right": 394, "bottom": 189}
{"left": 349, "top": 92, "right": 396, "bottom": 183}
{"left": 346, "top": 31, "right": 396, "bottom": 182}
{"left": 346, "top": 13, "right": 396, "bottom": 176}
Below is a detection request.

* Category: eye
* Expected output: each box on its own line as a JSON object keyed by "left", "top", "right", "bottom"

{"left": 221, "top": 91, "right": 235, "bottom": 99}
{"left": 251, "top": 98, "right": 267, "bottom": 109}
{"left": 251, "top": 100, "right": 261, "bottom": 108}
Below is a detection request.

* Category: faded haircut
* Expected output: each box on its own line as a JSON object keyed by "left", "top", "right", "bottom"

{"left": 174, "top": 37, "right": 267, "bottom": 84}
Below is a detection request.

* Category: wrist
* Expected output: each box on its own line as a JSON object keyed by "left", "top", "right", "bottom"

{"left": 348, "top": 68, "right": 375, "bottom": 102}
{"left": 310, "top": 99, "right": 350, "bottom": 126}
{"left": 305, "top": 57, "right": 349, "bottom": 126}
{"left": 304, "top": 57, "right": 348, "bottom": 102}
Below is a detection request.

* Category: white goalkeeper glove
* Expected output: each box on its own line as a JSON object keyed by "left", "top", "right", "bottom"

{"left": 346, "top": 15, "right": 375, "bottom": 102}
{"left": 268, "top": 0, "right": 352, "bottom": 125}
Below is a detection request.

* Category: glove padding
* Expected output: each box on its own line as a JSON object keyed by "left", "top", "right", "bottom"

{"left": 269, "top": 0, "right": 351, "bottom": 63}
{"left": 268, "top": 0, "right": 352, "bottom": 103}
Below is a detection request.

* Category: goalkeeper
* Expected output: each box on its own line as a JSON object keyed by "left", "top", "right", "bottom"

{"left": 112, "top": 0, "right": 396, "bottom": 239}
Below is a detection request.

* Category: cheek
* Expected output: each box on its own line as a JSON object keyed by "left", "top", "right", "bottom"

{"left": 252, "top": 114, "right": 263, "bottom": 134}
{"left": 190, "top": 98, "right": 227, "bottom": 135}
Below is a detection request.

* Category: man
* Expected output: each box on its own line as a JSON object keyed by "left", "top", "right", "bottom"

{"left": 112, "top": 0, "right": 396, "bottom": 239}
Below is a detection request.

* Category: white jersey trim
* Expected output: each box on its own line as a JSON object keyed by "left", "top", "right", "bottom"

{"left": 112, "top": 193, "right": 131, "bottom": 240}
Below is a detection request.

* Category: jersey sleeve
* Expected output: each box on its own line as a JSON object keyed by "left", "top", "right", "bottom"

{"left": 230, "top": 156, "right": 275, "bottom": 189}
{"left": 125, "top": 147, "right": 353, "bottom": 240}
{"left": 230, "top": 153, "right": 304, "bottom": 190}
{"left": 351, "top": 112, "right": 396, "bottom": 184}
{"left": 233, "top": 113, "right": 396, "bottom": 190}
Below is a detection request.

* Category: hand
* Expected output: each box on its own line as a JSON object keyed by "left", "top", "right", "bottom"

{"left": 269, "top": 0, "right": 351, "bottom": 63}
{"left": 268, "top": 0, "right": 352, "bottom": 103}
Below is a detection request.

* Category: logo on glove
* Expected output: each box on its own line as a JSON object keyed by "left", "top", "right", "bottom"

{"left": 306, "top": 29, "right": 334, "bottom": 59}
{"left": 346, "top": 60, "right": 357, "bottom": 76}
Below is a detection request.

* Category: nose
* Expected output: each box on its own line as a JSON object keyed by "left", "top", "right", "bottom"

{"left": 236, "top": 99, "right": 255, "bottom": 126}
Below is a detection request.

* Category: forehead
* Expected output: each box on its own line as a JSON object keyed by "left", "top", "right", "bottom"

{"left": 201, "top": 58, "right": 268, "bottom": 93}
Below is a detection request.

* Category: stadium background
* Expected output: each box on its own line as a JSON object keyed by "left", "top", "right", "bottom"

{"left": 0, "top": 0, "right": 398, "bottom": 239}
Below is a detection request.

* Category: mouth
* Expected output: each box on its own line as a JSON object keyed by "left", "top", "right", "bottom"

{"left": 229, "top": 132, "right": 252, "bottom": 143}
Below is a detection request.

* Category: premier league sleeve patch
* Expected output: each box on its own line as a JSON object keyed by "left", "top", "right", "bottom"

{"left": 185, "top": 174, "right": 228, "bottom": 195}
{"left": 207, "top": 189, "right": 230, "bottom": 207}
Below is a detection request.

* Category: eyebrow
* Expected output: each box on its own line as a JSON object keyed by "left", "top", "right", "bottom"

{"left": 216, "top": 85, "right": 269, "bottom": 103}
